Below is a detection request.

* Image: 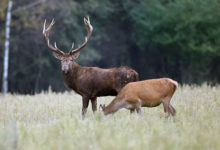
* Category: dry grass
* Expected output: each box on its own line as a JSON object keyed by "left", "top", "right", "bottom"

{"left": 0, "top": 84, "right": 220, "bottom": 150}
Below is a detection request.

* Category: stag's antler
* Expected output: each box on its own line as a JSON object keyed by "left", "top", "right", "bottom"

{"left": 69, "top": 17, "right": 93, "bottom": 55}
{"left": 43, "top": 19, "right": 65, "bottom": 55}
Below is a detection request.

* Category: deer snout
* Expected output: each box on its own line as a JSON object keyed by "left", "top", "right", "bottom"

{"left": 62, "top": 65, "right": 69, "bottom": 73}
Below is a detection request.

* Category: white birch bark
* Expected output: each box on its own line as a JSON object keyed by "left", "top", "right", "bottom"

{"left": 2, "top": 0, "right": 13, "bottom": 95}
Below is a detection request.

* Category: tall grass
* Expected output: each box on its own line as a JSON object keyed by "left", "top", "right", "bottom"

{"left": 0, "top": 84, "right": 220, "bottom": 150}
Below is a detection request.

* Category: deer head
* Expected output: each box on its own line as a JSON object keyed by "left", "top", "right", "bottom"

{"left": 43, "top": 17, "right": 93, "bottom": 73}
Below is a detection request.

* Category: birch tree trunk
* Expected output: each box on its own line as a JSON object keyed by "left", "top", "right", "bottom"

{"left": 2, "top": 0, "right": 13, "bottom": 95}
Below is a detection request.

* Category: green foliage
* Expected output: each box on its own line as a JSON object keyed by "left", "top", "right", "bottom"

{"left": 125, "top": 0, "right": 220, "bottom": 83}
{"left": 127, "top": 0, "right": 220, "bottom": 52}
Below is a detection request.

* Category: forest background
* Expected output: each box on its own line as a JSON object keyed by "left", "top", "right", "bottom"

{"left": 1, "top": 0, "right": 220, "bottom": 94}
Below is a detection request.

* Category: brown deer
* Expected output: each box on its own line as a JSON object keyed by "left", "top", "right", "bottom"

{"left": 100, "top": 78, "right": 178, "bottom": 117}
{"left": 43, "top": 17, "right": 139, "bottom": 118}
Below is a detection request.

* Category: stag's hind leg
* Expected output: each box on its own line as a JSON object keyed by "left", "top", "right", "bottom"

{"left": 91, "top": 97, "right": 97, "bottom": 113}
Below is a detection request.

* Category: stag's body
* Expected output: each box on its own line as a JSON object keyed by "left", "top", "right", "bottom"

{"left": 63, "top": 63, "right": 138, "bottom": 97}
{"left": 43, "top": 17, "right": 138, "bottom": 118}
{"left": 101, "top": 78, "right": 177, "bottom": 117}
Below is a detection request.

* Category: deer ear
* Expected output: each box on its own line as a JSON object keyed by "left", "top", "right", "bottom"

{"left": 99, "top": 104, "right": 106, "bottom": 111}
{"left": 72, "top": 52, "right": 80, "bottom": 59}
{"left": 99, "top": 104, "right": 103, "bottom": 111}
{"left": 53, "top": 52, "right": 63, "bottom": 60}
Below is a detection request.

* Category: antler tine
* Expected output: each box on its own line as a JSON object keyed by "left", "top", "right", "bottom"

{"left": 69, "top": 17, "right": 93, "bottom": 55}
{"left": 48, "top": 19, "right": 55, "bottom": 30}
{"left": 43, "top": 20, "right": 46, "bottom": 34}
{"left": 68, "top": 42, "right": 75, "bottom": 52}
{"left": 42, "top": 19, "right": 64, "bottom": 55}
{"left": 54, "top": 42, "right": 58, "bottom": 49}
{"left": 43, "top": 19, "right": 54, "bottom": 34}
{"left": 84, "top": 16, "right": 93, "bottom": 31}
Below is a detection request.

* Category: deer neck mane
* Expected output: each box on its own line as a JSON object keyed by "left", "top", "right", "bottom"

{"left": 62, "top": 61, "right": 81, "bottom": 90}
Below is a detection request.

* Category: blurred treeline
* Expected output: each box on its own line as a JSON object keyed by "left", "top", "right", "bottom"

{"left": 0, "top": 0, "right": 220, "bottom": 94}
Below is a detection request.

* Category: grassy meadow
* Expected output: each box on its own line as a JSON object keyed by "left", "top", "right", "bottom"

{"left": 0, "top": 84, "right": 220, "bottom": 150}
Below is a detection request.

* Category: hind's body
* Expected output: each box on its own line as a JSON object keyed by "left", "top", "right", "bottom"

{"left": 101, "top": 78, "right": 178, "bottom": 117}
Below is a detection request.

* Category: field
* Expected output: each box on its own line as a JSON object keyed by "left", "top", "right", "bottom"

{"left": 0, "top": 84, "right": 220, "bottom": 150}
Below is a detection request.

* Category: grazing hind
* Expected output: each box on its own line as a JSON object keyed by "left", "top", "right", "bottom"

{"left": 100, "top": 78, "right": 178, "bottom": 117}
{"left": 43, "top": 17, "right": 139, "bottom": 118}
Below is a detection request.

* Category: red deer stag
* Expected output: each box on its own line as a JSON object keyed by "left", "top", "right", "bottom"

{"left": 100, "top": 78, "right": 178, "bottom": 117}
{"left": 43, "top": 17, "right": 139, "bottom": 118}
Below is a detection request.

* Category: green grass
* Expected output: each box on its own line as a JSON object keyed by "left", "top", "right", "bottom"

{"left": 0, "top": 84, "right": 220, "bottom": 150}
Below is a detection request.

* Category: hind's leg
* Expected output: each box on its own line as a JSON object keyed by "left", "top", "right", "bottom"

{"left": 130, "top": 109, "right": 135, "bottom": 114}
{"left": 135, "top": 100, "right": 142, "bottom": 116}
{"left": 126, "top": 98, "right": 142, "bottom": 116}
{"left": 169, "top": 104, "right": 176, "bottom": 116}
{"left": 162, "top": 99, "right": 170, "bottom": 118}
{"left": 135, "top": 107, "right": 142, "bottom": 116}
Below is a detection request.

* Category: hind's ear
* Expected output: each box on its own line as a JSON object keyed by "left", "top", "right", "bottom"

{"left": 53, "top": 52, "right": 63, "bottom": 60}
{"left": 99, "top": 104, "right": 106, "bottom": 111}
{"left": 99, "top": 104, "right": 103, "bottom": 111}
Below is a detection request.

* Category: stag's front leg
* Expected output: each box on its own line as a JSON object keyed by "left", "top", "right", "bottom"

{"left": 91, "top": 97, "right": 97, "bottom": 113}
{"left": 82, "top": 96, "right": 89, "bottom": 119}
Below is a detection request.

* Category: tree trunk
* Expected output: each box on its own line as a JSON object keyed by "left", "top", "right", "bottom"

{"left": 2, "top": 0, "right": 13, "bottom": 95}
